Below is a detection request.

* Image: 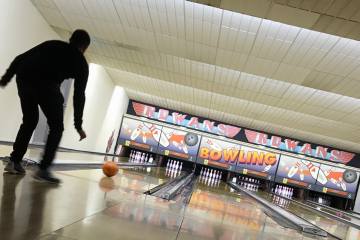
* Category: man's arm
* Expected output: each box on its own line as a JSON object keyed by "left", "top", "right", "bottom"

{"left": 0, "top": 54, "right": 24, "bottom": 87}
{"left": 73, "top": 59, "right": 89, "bottom": 136}
{"left": 0, "top": 42, "right": 47, "bottom": 87}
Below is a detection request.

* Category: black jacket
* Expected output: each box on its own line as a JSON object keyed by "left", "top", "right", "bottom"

{"left": 0, "top": 40, "right": 89, "bottom": 130}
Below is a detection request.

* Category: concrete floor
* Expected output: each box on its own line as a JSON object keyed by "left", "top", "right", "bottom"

{"left": 0, "top": 145, "right": 347, "bottom": 240}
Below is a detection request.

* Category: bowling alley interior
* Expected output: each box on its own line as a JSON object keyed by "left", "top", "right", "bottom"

{"left": 2, "top": 0, "right": 360, "bottom": 240}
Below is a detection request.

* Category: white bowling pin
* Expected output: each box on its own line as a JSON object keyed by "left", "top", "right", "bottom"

{"left": 182, "top": 145, "right": 188, "bottom": 154}
{"left": 206, "top": 139, "right": 222, "bottom": 151}
{"left": 159, "top": 131, "right": 170, "bottom": 147}
{"left": 144, "top": 123, "right": 162, "bottom": 141}
{"left": 209, "top": 170, "right": 213, "bottom": 179}
{"left": 179, "top": 162, "right": 183, "bottom": 172}
{"left": 141, "top": 153, "right": 145, "bottom": 163}
{"left": 299, "top": 169, "right": 304, "bottom": 181}
{"left": 288, "top": 163, "right": 299, "bottom": 178}
{"left": 301, "top": 160, "right": 319, "bottom": 179}
{"left": 142, "top": 133, "right": 147, "bottom": 143}
{"left": 131, "top": 125, "right": 142, "bottom": 140}
{"left": 149, "top": 155, "right": 154, "bottom": 163}
{"left": 263, "top": 165, "right": 271, "bottom": 172}
{"left": 317, "top": 169, "right": 328, "bottom": 185}
{"left": 340, "top": 182, "right": 347, "bottom": 191}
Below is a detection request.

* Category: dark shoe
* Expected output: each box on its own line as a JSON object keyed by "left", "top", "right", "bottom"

{"left": 33, "top": 170, "right": 61, "bottom": 184}
{"left": 4, "top": 161, "right": 26, "bottom": 175}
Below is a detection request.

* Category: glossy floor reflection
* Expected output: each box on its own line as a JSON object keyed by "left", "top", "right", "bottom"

{"left": 0, "top": 150, "right": 339, "bottom": 239}
{"left": 0, "top": 144, "right": 129, "bottom": 164}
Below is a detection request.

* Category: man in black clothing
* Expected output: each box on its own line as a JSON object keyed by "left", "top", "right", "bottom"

{"left": 0, "top": 29, "right": 91, "bottom": 184}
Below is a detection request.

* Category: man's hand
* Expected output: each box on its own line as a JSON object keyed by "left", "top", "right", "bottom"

{"left": 77, "top": 129, "right": 87, "bottom": 141}
{"left": 0, "top": 80, "right": 7, "bottom": 88}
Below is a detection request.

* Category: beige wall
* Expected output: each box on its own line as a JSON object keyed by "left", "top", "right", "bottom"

{"left": 0, "top": 0, "right": 59, "bottom": 141}
{"left": 60, "top": 64, "right": 129, "bottom": 153}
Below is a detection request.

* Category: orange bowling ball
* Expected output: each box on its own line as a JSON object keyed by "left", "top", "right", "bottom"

{"left": 102, "top": 161, "right": 119, "bottom": 177}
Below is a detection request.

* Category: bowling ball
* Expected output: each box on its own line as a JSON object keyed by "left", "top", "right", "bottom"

{"left": 102, "top": 161, "right": 119, "bottom": 177}
{"left": 99, "top": 177, "right": 115, "bottom": 192}
{"left": 184, "top": 133, "right": 198, "bottom": 146}
{"left": 343, "top": 170, "right": 357, "bottom": 183}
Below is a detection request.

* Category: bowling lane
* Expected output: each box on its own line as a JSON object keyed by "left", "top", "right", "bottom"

{"left": 0, "top": 143, "right": 132, "bottom": 164}
{"left": 177, "top": 180, "right": 320, "bottom": 240}
{"left": 254, "top": 190, "right": 360, "bottom": 239}
{"left": 37, "top": 167, "right": 191, "bottom": 240}
{"left": 59, "top": 167, "right": 174, "bottom": 194}
{"left": 305, "top": 201, "right": 360, "bottom": 225}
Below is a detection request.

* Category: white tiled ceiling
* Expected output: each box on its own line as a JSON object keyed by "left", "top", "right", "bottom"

{"left": 31, "top": 0, "right": 360, "bottom": 153}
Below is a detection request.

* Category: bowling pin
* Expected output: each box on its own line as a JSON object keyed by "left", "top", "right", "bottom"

{"left": 232, "top": 177, "right": 236, "bottom": 183}
{"left": 141, "top": 153, "right": 145, "bottom": 163}
{"left": 301, "top": 160, "right": 319, "bottom": 180}
{"left": 142, "top": 133, "right": 147, "bottom": 143}
{"left": 299, "top": 169, "right": 304, "bottom": 181}
{"left": 317, "top": 168, "right": 328, "bottom": 185}
{"left": 288, "top": 162, "right": 299, "bottom": 178}
{"left": 149, "top": 155, "right": 154, "bottom": 163}
{"left": 206, "top": 139, "right": 222, "bottom": 151}
{"left": 159, "top": 131, "right": 170, "bottom": 147}
{"left": 263, "top": 165, "right": 271, "bottom": 172}
{"left": 179, "top": 162, "right": 183, "bottom": 172}
{"left": 182, "top": 145, "right": 188, "bottom": 154}
{"left": 144, "top": 123, "right": 162, "bottom": 142}
{"left": 340, "top": 182, "right": 347, "bottom": 191}
{"left": 131, "top": 125, "right": 142, "bottom": 140}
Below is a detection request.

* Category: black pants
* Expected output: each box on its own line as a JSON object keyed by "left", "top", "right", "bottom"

{"left": 10, "top": 80, "right": 64, "bottom": 170}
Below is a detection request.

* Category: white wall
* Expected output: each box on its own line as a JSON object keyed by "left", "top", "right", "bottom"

{"left": 0, "top": 0, "right": 59, "bottom": 141}
{"left": 60, "top": 64, "right": 129, "bottom": 153}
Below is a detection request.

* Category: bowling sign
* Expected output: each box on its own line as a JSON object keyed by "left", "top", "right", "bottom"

{"left": 236, "top": 146, "right": 280, "bottom": 180}
{"left": 314, "top": 164, "right": 359, "bottom": 199}
{"left": 197, "top": 137, "right": 240, "bottom": 171}
{"left": 157, "top": 127, "right": 201, "bottom": 162}
{"left": 118, "top": 117, "right": 162, "bottom": 152}
{"left": 275, "top": 155, "right": 320, "bottom": 189}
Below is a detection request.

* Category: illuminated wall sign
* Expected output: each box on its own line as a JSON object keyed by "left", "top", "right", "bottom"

{"left": 244, "top": 130, "right": 355, "bottom": 165}
{"left": 118, "top": 117, "right": 161, "bottom": 152}
{"left": 236, "top": 146, "right": 280, "bottom": 180}
{"left": 127, "top": 100, "right": 358, "bottom": 167}
{"left": 157, "top": 126, "right": 201, "bottom": 162}
{"left": 275, "top": 155, "right": 320, "bottom": 189}
{"left": 197, "top": 137, "right": 239, "bottom": 171}
{"left": 314, "top": 164, "right": 359, "bottom": 199}
{"left": 130, "top": 101, "right": 241, "bottom": 138}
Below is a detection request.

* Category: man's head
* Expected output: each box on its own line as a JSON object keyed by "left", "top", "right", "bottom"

{"left": 69, "top": 29, "right": 91, "bottom": 53}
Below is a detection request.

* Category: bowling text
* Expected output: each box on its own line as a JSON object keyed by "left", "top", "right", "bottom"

{"left": 199, "top": 147, "right": 278, "bottom": 166}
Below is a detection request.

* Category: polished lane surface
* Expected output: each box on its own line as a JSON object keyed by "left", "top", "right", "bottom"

{"left": 305, "top": 200, "right": 360, "bottom": 223}
{"left": 0, "top": 142, "right": 340, "bottom": 240}
{"left": 0, "top": 164, "right": 176, "bottom": 240}
{"left": 177, "top": 180, "right": 320, "bottom": 240}
{"left": 254, "top": 190, "right": 360, "bottom": 239}
{"left": 0, "top": 164, "right": 329, "bottom": 240}
{"left": 0, "top": 144, "right": 130, "bottom": 164}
